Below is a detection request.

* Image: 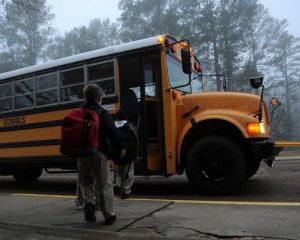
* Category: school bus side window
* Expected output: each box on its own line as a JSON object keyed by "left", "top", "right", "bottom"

{"left": 0, "top": 82, "right": 12, "bottom": 112}
{"left": 60, "top": 67, "right": 84, "bottom": 102}
{"left": 87, "top": 61, "right": 115, "bottom": 96}
{"left": 36, "top": 72, "right": 58, "bottom": 106}
{"left": 15, "top": 78, "right": 34, "bottom": 110}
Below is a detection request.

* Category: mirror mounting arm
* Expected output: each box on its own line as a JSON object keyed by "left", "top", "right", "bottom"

{"left": 258, "top": 85, "right": 264, "bottom": 122}
{"left": 249, "top": 77, "right": 264, "bottom": 122}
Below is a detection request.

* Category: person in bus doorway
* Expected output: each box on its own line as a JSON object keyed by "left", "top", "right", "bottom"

{"left": 77, "top": 84, "right": 126, "bottom": 225}
{"left": 113, "top": 109, "right": 139, "bottom": 199}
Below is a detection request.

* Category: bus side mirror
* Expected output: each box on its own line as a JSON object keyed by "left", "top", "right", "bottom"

{"left": 249, "top": 77, "right": 264, "bottom": 89}
{"left": 181, "top": 48, "right": 192, "bottom": 74}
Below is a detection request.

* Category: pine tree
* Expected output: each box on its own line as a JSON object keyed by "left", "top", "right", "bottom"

{"left": 0, "top": 0, "right": 54, "bottom": 72}
{"left": 267, "top": 28, "right": 300, "bottom": 140}
{"left": 118, "top": 0, "right": 177, "bottom": 42}
{"left": 47, "top": 18, "right": 119, "bottom": 59}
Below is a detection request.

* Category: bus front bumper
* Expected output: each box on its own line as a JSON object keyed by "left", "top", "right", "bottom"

{"left": 251, "top": 140, "right": 281, "bottom": 167}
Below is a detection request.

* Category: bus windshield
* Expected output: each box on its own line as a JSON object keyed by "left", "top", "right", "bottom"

{"left": 166, "top": 55, "right": 190, "bottom": 89}
{"left": 166, "top": 54, "right": 201, "bottom": 93}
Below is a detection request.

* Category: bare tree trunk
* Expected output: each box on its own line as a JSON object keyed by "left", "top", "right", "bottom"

{"left": 283, "top": 47, "right": 291, "bottom": 139}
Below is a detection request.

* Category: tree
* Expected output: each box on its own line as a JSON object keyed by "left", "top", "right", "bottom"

{"left": 0, "top": 0, "right": 54, "bottom": 72}
{"left": 188, "top": 0, "right": 223, "bottom": 90}
{"left": 231, "top": 3, "right": 270, "bottom": 92}
{"left": 214, "top": 0, "right": 259, "bottom": 91}
{"left": 266, "top": 28, "right": 300, "bottom": 140}
{"left": 1, "top": 0, "right": 41, "bottom": 13}
{"left": 177, "top": 0, "right": 261, "bottom": 91}
{"left": 47, "top": 18, "right": 119, "bottom": 59}
{"left": 118, "top": 0, "right": 181, "bottom": 42}
{"left": 269, "top": 106, "right": 291, "bottom": 140}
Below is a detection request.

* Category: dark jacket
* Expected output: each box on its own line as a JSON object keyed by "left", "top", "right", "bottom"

{"left": 112, "top": 120, "right": 139, "bottom": 165}
{"left": 82, "top": 101, "right": 126, "bottom": 158}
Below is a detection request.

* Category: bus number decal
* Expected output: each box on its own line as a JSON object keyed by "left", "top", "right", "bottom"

{"left": 2, "top": 116, "right": 26, "bottom": 127}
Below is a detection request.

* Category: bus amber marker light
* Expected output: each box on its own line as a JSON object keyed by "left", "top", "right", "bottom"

{"left": 247, "top": 123, "right": 266, "bottom": 134}
{"left": 180, "top": 42, "right": 188, "bottom": 48}
{"left": 247, "top": 123, "right": 260, "bottom": 134}
{"left": 157, "top": 36, "right": 164, "bottom": 43}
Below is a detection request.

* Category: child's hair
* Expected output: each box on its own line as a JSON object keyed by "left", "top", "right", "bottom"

{"left": 83, "top": 84, "right": 104, "bottom": 102}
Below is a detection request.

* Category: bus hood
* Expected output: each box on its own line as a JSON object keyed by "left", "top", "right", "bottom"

{"left": 180, "top": 92, "right": 263, "bottom": 118}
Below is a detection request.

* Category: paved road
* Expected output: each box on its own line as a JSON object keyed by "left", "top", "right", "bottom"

{"left": 0, "top": 159, "right": 299, "bottom": 202}
{"left": 0, "top": 158, "right": 299, "bottom": 240}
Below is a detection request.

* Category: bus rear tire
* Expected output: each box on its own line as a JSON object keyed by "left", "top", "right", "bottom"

{"left": 12, "top": 167, "right": 43, "bottom": 182}
{"left": 185, "top": 135, "right": 247, "bottom": 194}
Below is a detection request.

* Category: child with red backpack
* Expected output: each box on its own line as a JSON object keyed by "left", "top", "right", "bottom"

{"left": 61, "top": 84, "right": 126, "bottom": 224}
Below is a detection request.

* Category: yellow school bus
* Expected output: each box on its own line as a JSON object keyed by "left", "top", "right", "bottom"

{"left": 0, "top": 35, "right": 279, "bottom": 193}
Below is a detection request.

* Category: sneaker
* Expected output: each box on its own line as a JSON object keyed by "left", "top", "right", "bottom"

{"left": 105, "top": 215, "right": 117, "bottom": 225}
{"left": 120, "top": 192, "right": 130, "bottom": 199}
{"left": 75, "top": 201, "right": 84, "bottom": 210}
{"left": 84, "top": 203, "right": 96, "bottom": 222}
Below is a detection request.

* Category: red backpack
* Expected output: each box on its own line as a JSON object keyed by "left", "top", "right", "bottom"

{"left": 60, "top": 109, "right": 99, "bottom": 156}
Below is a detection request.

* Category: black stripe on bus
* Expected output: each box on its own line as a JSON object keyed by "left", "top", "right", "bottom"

{"left": 0, "top": 155, "right": 75, "bottom": 166}
{"left": 0, "top": 139, "right": 60, "bottom": 149}
{"left": 0, "top": 120, "right": 63, "bottom": 132}
{"left": 0, "top": 95, "right": 118, "bottom": 119}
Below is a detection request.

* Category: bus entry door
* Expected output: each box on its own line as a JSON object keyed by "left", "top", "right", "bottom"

{"left": 142, "top": 58, "right": 164, "bottom": 173}
{"left": 119, "top": 54, "right": 164, "bottom": 174}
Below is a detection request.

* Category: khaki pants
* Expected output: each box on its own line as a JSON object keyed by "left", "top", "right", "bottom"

{"left": 78, "top": 152, "right": 115, "bottom": 218}
{"left": 114, "top": 161, "right": 134, "bottom": 194}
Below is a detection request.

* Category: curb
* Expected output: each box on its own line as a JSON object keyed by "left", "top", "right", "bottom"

{"left": 0, "top": 221, "right": 211, "bottom": 240}
{"left": 0, "top": 221, "right": 118, "bottom": 240}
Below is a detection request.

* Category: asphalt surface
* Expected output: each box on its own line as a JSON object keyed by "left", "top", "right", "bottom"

{"left": 0, "top": 156, "right": 300, "bottom": 240}
{"left": 0, "top": 192, "right": 299, "bottom": 240}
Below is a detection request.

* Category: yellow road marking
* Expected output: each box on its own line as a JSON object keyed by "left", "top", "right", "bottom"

{"left": 13, "top": 193, "right": 300, "bottom": 206}
{"left": 128, "top": 198, "right": 300, "bottom": 206}
{"left": 14, "top": 193, "right": 76, "bottom": 199}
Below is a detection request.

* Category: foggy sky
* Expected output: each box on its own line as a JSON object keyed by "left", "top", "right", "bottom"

{"left": 48, "top": 0, "right": 300, "bottom": 38}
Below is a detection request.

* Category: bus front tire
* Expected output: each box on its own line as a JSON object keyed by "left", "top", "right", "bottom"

{"left": 12, "top": 168, "right": 43, "bottom": 182}
{"left": 246, "top": 160, "right": 260, "bottom": 179}
{"left": 185, "top": 135, "right": 247, "bottom": 194}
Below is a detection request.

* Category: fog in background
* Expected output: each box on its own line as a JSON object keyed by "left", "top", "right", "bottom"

{"left": 47, "top": 0, "right": 300, "bottom": 37}
{"left": 0, "top": 0, "right": 299, "bottom": 142}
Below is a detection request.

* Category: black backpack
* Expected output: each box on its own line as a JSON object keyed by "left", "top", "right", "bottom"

{"left": 111, "top": 120, "right": 139, "bottom": 165}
